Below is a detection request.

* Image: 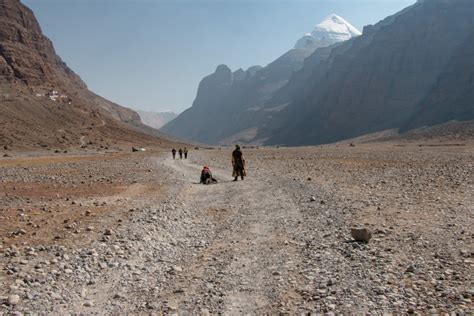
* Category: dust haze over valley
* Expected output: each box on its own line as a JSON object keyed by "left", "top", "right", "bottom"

{"left": 0, "top": 0, "right": 473, "bottom": 314}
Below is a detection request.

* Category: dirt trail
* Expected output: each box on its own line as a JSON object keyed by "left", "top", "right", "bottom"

{"left": 78, "top": 120, "right": 106, "bottom": 146}
{"left": 160, "top": 157, "right": 304, "bottom": 313}
{"left": 79, "top": 135, "right": 86, "bottom": 147}
{"left": 1, "top": 146, "right": 472, "bottom": 314}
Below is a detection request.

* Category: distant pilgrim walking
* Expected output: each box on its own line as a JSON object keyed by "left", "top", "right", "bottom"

{"left": 232, "top": 145, "right": 246, "bottom": 181}
{"left": 178, "top": 148, "right": 183, "bottom": 159}
{"left": 184, "top": 147, "right": 188, "bottom": 159}
{"left": 171, "top": 148, "right": 176, "bottom": 159}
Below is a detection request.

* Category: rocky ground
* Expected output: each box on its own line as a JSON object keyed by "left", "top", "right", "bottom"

{"left": 0, "top": 142, "right": 473, "bottom": 314}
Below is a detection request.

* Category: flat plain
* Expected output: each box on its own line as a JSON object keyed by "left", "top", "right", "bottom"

{"left": 0, "top": 141, "right": 473, "bottom": 314}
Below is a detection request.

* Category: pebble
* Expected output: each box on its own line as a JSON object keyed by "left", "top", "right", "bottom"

{"left": 8, "top": 294, "right": 20, "bottom": 305}
{"left": 104, "top": 229, "right": 113, "bottom": 236}
{"left": 84, "top": 300, "right": 94, "bottom": 307}
{"left": 351, "top": 228, "right": 372, "bottom": 243}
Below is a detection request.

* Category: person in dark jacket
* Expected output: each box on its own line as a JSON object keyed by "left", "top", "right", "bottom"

{"left": 171, "top": 148, "right": 176, "bottom": 159}
{"left": 178, "top": 148, "right": 183, "bottom": 159}
{"left": 184, "top": 147, "right": 188, "bottom": 159}
{"left": 200, "top": 166, "right": 217, "bottom": 184}
{"left": 232, "top": 145, "right": 246, "bottom": 181}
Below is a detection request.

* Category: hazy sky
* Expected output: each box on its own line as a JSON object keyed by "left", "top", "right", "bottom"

{"left": 24, "top": 0, "right": 415, "bottom": 113}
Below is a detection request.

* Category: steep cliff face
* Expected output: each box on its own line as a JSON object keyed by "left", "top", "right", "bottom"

{"left": 193, "top": 65, "right": 234, "bottom": 111}
{"left": 0, "top": 0, "right": 84, "bottom": 87}
{"left": 403, "top": 30, "right": 474, "bottom": 130}
{"left": 160, "top": 53, "right": 312, "bottom": 144}
{"left": 162, "top": 15, "right": 360, "bottom": 144}
{"left": 162, "top": 65, "right": 264, "bottom": 142}
{"left": 0, "top": 0, "right": 172, "bottom": 149}
{"left": 263, "top": 0, "right": 474, "bottom": 145}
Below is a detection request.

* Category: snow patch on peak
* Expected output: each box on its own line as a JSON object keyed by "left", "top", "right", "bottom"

{"left": 295, "top": 14, "right": 361, "bottom": 51}
{"left": 316, "top": 14, "right": 362, "bottom": 37}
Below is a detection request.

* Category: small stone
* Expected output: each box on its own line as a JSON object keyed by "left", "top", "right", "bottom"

{"left": 104, "top": 229, "right": 113, "bottom": 236}
{"left": 351, "top": 228, "right": 372, "bottom": 243}
{"left": 84, "top": 300, "right": 94, "bottom": 307}
{"left": 201, "top": 308, "right": 211, "bottom": 316}
{"left": 8, "top": 294, "right": 20, "bottom": 305}
{"left": 113, "top": 293, "right": 123, "bottom": 299}
{"left": 310, "top": 196, "right": 316, "bottom": 202}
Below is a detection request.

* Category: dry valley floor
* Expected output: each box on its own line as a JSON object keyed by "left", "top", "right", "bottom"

{"left": 0, "top": 143, "right": 473, "bottom": 314}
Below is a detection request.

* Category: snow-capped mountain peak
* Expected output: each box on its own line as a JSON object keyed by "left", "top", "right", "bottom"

{"left": 295, "top": 14, "right": 361, "bottom": 51}
{"left": 315, "top": 14, "right": 362, "bottom": 37}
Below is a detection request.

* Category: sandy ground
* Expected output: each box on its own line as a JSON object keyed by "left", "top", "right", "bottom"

{"left": 0, "top": 142, "right": 473, "bottom": 314}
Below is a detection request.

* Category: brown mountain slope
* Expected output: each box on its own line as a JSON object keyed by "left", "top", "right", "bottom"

{"left": 0, "top": 0, "right": 174, "bottom": 150}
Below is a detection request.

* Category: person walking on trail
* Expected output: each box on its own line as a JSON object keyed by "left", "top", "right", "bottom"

{"left": 184, "top": 147, "right": 188, "bottom": 159}
{"left": 232, "top": 144, "right": 246, "bottom": 181}
{"left": 178, "top": 148, "right": 183, "bottom": 159}
{"left": 171, "top": 148, "right": 176, "bottom": 159}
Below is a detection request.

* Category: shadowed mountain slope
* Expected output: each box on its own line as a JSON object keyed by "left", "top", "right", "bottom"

{"left": 262, "top": 0, "right": 474, "bottom": 146}
{"left": 162, "top": 15, "right": 361, "bottom": 144}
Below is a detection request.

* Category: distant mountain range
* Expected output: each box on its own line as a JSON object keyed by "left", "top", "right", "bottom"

{"left": 137, "top": 110, "right": 178, "bottom": 129}
{"left": 0, "top": 0, "right": 172, "bottom": 150}
{"left": 162, "top": 0, "right": 474, "bottom": 146}
{"left": 161, "top": 14, "right": 361, "bottom": 144}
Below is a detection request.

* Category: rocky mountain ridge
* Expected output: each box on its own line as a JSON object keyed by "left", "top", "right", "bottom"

{"left": 161, "top": 14, "right": 361, "bottom": 144}
{"left": 262, "top": 0, "right": 474, "bottom": 145}
{"left": 0, "top": 0, "right": 173, "bottom": 150}
{"left": 164, "top": 0, "right": 474, "bottom": 146}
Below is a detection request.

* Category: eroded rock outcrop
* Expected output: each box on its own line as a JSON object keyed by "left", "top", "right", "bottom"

{"left": 0, "top": 0, "right": 85, "bottom": 87}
